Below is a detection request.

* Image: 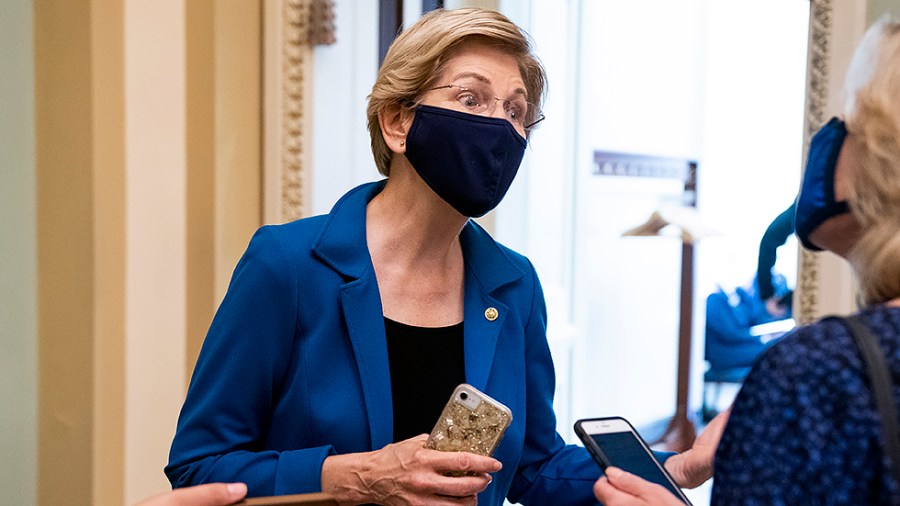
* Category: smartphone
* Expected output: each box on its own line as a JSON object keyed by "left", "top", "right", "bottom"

{"left": 426, "top": 383, "right": 512, "bottom": 466}
{"left": 574, "top": 417, "right": 692, "bottom": 505}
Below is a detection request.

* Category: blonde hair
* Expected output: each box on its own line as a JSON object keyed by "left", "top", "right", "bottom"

{"left": 366, "top": 8, "right": 547, "bottom": 176}
{"left": 844, "top": 15, "right": 900, "bottom": 305}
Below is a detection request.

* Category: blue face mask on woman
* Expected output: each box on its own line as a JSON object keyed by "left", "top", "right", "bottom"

{"left": 794, "top": 117, "right": 852, "bottom": 251}
{"left": 405, "top": 105, "right": 527, "bottom": 218}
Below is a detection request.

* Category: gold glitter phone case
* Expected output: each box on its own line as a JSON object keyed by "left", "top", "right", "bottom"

{"left": 426, "top": 383, "right": 512, "bottom": 462}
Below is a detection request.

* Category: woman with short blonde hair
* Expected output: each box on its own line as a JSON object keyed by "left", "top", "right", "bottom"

{"left": 845, "top": 17, "right": 900, "bottom": 305}
{"left": 367, "top": 7, "right": 546, "bottom": 176}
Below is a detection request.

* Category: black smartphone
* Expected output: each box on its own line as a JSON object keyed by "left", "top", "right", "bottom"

{"left": 574, "top": 416, "right": 692, "bottom": 505}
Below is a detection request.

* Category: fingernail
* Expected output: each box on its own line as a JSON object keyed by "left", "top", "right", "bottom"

{"left": 227, "top": 483, "right": 248, "bottom": 496}
{"left": 493, "top": 460, "right": 502, "bottom": 472}
{"left": 606, "top": 467, "right": 622, "bottom": 478}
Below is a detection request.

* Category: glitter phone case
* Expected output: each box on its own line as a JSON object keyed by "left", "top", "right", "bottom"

{"left": 426, "top": 383, "right": 512, "bottom": 463}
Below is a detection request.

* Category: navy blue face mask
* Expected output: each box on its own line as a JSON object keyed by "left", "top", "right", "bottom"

{"left": 794, "top": 117, "right": 852, "bottom": 251}
{"left": 405, "top": 105, "right": 527, "bottom": 218}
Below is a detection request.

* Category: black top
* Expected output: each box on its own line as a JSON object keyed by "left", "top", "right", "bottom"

{"left": 385, "top": 317, "right": 466, "bottom": 442}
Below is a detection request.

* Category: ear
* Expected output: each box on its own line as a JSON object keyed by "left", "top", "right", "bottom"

{"left": 378, "top": 102, "right": 413, "bottom": 154}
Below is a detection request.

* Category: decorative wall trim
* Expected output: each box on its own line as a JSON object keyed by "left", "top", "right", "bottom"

{"left": 796, "top": 0, "right": 832, "bottom": 325}
{"left": 264, "top": 0, "right": 313, "bottom": 224}
{"left": 264, "top": 0, "right": 336, "bottom": 224}
{"left": 281, "top": 0, "right": 312, "bottom": 222}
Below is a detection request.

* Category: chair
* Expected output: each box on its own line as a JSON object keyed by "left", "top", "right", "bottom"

{"left": 701, "top": 284, "right": 788, "bottom": 423}
{"left": 700, "top": 364, "right": 751, "bottom": 423}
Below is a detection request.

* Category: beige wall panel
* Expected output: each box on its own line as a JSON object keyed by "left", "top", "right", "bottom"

{"left": 263, "top": 0, "right": 284, "bottom": 224}
{"left": 91, "top": 0, "right": 127, "bottom": 504}
{"left": 186, "top": 0, "right": 217, "bottom": 381}
{"left": 123, "top": 0, "right": 188, "bottom": 502}
{"left": 34, "top": 1, "right": 96, "bottom": 504}
{"left": 214, "top": 0, "right": 262, "bottom": 302}
{"left": 185, "top": 0, "right": 262, "bottom": 378}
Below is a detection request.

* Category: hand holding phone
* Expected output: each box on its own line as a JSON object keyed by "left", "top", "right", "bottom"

{"left": 575, "top": 417, "right": 692, "bottom": 505}
{"left": 426, "top": 383, "right": 511, "bottom": 473}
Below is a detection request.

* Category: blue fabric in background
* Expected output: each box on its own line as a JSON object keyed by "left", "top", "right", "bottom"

{"left": 705, "top": 276, "right": 790, "bottom": 371}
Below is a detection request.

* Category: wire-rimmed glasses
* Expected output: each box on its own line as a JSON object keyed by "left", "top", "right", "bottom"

{"left": 420, "top": 81, "right": 545, "bottom": 133}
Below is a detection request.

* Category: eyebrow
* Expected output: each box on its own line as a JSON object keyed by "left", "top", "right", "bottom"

{"left": 452, "top": 71, "right": 528, "bottom": 99}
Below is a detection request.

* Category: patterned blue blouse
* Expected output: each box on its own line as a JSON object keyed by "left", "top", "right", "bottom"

{"left": 712, "top": 305, "right": 900, "bottom": 505}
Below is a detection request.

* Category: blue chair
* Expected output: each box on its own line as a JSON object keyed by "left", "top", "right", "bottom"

{"left": 701, "top": 281, "right": 789, "bottom": 422}
{"left": 701, "top": 364, "right": 751, "bottom": 423}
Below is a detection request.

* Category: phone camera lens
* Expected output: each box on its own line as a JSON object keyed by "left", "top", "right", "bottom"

{"left": 459, "top": 392, "right": 468, "bottom": 400}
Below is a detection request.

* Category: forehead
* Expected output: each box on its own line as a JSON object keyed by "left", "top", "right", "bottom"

{"left": 436, "top": 42, "right": 524, "bottom": 89}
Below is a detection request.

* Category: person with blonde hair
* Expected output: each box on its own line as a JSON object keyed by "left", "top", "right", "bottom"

{"left": 166, "top": 8, "right": 718, "bottom": 505}
{"left": 595, "top": 15, "right": 900, "bottom": 505}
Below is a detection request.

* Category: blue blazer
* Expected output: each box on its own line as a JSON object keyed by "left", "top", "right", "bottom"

{"left": 166, "top": 181, "right": 600, "bottom": 505}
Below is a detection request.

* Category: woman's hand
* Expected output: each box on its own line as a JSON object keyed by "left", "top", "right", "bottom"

{"left": 134, "top": 483, "right": 247, "bottom": 506}
{"left": 321, "top": 434, "right": 501, "bottom": 505}
{"left": 664, "top": 407, "right": 730, "bottom": 488}
{"left": 593, "top": 467, "right": 683, "bottom": 506}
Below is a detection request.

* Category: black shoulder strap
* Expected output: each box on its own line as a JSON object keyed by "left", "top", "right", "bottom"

{"left": 843, "top": 315, "right": 900, "bottom": 490}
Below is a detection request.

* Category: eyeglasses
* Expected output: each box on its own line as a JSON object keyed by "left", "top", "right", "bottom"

{"left": 420, "top": 82, "right": 545, "bottom": 132}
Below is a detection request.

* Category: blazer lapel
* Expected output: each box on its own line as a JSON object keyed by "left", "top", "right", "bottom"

{"left": 341, "top": 275, "right": 393, "bottom": 450}
{"left": 313, "top": 181, "right": 394, "bottom": 450}
{"left": 463, "top": 277, "right": 508, "bottom": 392}
{"left": 460, "top": 221, "right": 525, "bottom": 392}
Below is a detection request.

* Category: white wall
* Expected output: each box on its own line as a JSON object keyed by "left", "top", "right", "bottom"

{"left": 311, "top": 0, "right": 381, "bottom": 215}
{"left": 571, "top": 0, "right": 707, "bottom": 428}
{"left": 0, "top": 1, "right": 38, "bottom": 504}
{"left": 696, "top": 1, "right": 808, "bottom": 294}
{"left": 123, "top": 1, "right": 190, "bottom": 501}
